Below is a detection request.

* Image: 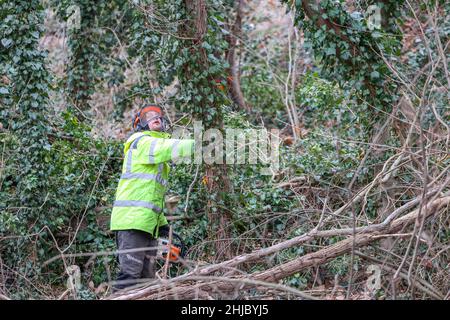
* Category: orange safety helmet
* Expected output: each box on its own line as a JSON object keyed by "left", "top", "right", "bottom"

{"left": 132, "top": 104, "right": 167, "bottom": 132}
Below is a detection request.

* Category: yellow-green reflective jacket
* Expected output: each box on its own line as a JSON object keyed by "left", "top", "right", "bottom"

{"left": 110, "top": 130, "right": 194, "bottom": 237}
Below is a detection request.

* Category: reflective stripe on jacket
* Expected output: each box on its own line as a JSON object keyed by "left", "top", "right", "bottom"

{"left": 110, "top": 130, "right": 194, "bottom": 237}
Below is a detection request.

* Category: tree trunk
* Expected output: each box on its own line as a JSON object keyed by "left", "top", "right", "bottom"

{"left": 184, "top": 0, "right": 234, "bottom": 260}
{"left": 225, "top": 0, "right": 249, "bottom": 112}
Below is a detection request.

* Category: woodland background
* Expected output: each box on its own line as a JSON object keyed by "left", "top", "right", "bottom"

{"left": 0, "top": 0, "right": 448, "bottom": 300}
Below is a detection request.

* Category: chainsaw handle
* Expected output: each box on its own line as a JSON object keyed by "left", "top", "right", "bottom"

{"left": 157, "top": 228, "right": 187, "bottom": 261}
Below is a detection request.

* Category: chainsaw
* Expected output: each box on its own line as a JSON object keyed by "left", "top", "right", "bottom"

{"left": 156, "top": 229, "right": 187, "bottom": 263}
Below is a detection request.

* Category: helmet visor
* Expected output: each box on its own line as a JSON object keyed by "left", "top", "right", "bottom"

{"left": 142, "top": 111, "right": 165, "bottom": 131}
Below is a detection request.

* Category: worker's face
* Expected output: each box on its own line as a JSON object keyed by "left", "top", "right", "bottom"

{"left": 144, "top": 111, "right": 163, "bottom": 131}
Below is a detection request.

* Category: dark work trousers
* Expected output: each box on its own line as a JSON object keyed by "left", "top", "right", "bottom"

{"left": 113, "top": 229, "right": 158, "bottom": 291}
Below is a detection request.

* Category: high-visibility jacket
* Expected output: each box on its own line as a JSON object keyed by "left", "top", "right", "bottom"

{"left": 110, "top": 130, "right": 195, "bottom": 238}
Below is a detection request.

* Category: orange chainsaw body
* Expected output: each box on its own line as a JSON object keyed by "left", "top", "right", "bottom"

{"left": 157, "top": 238, "right": 182, "bottom": 262}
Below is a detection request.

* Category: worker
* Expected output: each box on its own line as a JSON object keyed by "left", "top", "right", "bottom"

{"left": 110, "top": 104, "right": 195, "bottom": 291}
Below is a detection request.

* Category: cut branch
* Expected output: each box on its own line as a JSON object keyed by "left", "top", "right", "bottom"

{"left": 108, "top": 193, "right": 450, "bottom": 300}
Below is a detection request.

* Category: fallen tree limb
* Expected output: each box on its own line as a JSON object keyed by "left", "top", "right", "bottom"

{"left": 187, "top": 187, "right": 446, "bottom": 277}
{"left": 254, "top": 195, "right": 449, "bottom": 282}
{"left": 110, "top": 276, "right": 316, "bottom": 300}
{"left": 107, "top": 194, "right": 449, "bottom": 300}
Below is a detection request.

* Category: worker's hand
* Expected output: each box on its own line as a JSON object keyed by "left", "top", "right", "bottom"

{"left": 159, "top": 224, "right": 170, "bottom": 238}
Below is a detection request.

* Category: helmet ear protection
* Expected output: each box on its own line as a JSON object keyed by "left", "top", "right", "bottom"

{"left": 132, "top": 105, "right": 168, "bottom": 132}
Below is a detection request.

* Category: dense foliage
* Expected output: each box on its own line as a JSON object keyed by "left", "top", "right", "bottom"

{"left": 0, "top": 0, "right": 448, "bottom": 299}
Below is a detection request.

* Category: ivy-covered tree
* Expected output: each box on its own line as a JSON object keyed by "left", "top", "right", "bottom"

{"left": 0, "top": 0, "right": 53, "bottom": 223}
{"left": 56, "top": 0, "right": 132, "bottom": 120}
{"left": 55, "top": 0, "right": 102, "bottom": 115}
{"left": 0, "top": 0, "right": 55, "bottom": 297}
{"left": 0, "top": 0, "right": 123, "bottom": 298}
{"left": 132, "top": 0, "right": 236, "bottom": 259}
{"left": 285, "top": 0, "right": 405, "bottom": 195}
{"left": 175, "top": 0, "right": 235, "bottom": 260}
{"left": 287, "top": 0, "right": 404, "bottom": 122}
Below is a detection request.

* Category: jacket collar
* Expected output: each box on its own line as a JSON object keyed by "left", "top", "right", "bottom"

{"left": 125, "top": 130, "right": 171, "bottom": 145}
{"left": 144, "top": 130, "right": 171, "bottom": 139}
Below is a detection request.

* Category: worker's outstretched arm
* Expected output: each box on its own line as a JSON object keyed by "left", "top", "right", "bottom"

{"left": 133, "top": 137, "right": 195, "bottom": 164}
